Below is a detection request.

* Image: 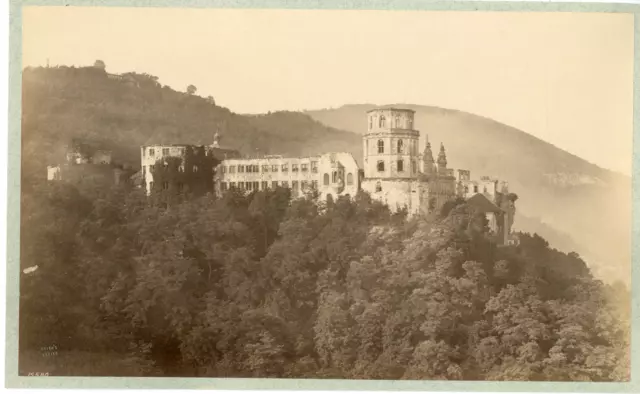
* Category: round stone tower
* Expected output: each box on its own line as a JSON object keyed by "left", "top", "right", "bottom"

{"left": 362, "top": 108, "right": 420, "bottom": 180}
{"left": 361, "top": 108, "right": 423, "bottom": 214}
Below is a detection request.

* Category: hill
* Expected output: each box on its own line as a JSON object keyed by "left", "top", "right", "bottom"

{"left": 306, "top": 104, "right": 631, "bottom": 284}
{"left": 21, "top": 66, "right": 361, "bottom": 185}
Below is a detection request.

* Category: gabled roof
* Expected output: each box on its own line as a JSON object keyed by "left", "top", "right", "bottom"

{"left": 467, "top": 193, "right": 502, "bottom": 213}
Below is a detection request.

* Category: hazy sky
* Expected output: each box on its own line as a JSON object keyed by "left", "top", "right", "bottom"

{"left": 22, "top": 7, "right": 634, "bottom": 174}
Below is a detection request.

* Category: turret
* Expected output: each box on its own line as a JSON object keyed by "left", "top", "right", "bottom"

{"left": 437, "top": 143, "right": 448, "bottom": 171}
{"left": 212, "top": 130, "right": 221, "bottom": 148}
{"left": 422, "top": 137, "right": 435, "bottom": 176}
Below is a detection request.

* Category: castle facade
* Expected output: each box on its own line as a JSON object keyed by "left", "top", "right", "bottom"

{"left": 360, "top": 108, "right": 457, "bottom": 215}
{"left": 214, "top": 152, "right": 360, "bottom": 201}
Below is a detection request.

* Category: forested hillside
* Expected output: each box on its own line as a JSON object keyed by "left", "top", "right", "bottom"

{"left": 21, "top": 65, "right": 361, "bottom": 185}
{"left": 306, "top": 104, "right": 632, "bottom": 284}
{"left": 20, "top": 181, "right": 630, "bottom": 380}
{"left": 18, "top": 65, "right": 630, "bottom": 380}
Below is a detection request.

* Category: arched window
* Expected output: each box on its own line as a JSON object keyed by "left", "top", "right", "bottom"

{"left": 379, "top": 115, "right": 386, "bottom": 128}
{"left": 332, "top": 171, "right": 337, "bottom": 183}
{"left": 347, "top": 173, "right": 353, "bottom": 185}
{"left": 397, "top": 139, "right": 404, "bottom": 154}
{"left": 377, "top": 161, "right": 385, "bottom": 172}
{"left": 473, "top": 185, "right": 479, "bottom": 193}
{"left": 375, "top": 182, "right": 382, "bottom": 192}
{"left": 323, "top": 173, "right": 330, "bottom": 185}
{"left": 377, "top": 140, "right": 384, "bottom": 154}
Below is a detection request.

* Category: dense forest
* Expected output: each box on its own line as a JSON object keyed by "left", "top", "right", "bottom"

{"left": 19, "top": 177, "right": 630, "bottom": 381}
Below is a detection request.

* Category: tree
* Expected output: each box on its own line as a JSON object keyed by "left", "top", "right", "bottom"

{"left": 206, "top": 96, "right": 216, "bottom": 105}
{"left": 94, "top": 60, "right": 106, "bottom": 70}
{"left": 187, "top": 85, "right": 197, "bottom": 95}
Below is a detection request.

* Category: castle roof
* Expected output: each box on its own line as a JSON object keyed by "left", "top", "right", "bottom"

{"left": 366, "top": 107, "right": 415, "bottom": 114}
{"left": 467, "top": 193, "right": 502, "bottom": 213}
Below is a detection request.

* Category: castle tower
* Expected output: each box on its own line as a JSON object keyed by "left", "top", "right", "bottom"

{"left": 437, "top": 143, "right": 448, "bottom": 172}
{"left": 422, "top": 137, "right": 435, "bottom": 176}
{"left": 362, "top": 108, "right": 420, "bottom": 180}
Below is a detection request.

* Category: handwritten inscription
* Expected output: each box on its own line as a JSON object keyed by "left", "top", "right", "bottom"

{"left": 27, "top": 372, "right": 49, "bottom": 376}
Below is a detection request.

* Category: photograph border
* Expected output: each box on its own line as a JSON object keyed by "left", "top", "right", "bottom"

{"left": 6, "top": 0, "right": 640, "bottom": 391}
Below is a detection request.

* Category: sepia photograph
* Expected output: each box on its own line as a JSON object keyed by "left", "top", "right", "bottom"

{"left": 8, "top": 1, "right": 635, "bottom": 389}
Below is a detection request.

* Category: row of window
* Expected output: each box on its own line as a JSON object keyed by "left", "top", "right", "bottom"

{"left": 369, "top": 115, "right": 413, "bottom": 129}
{"left": 375, "top": 139, "right": 412, "bottom": 154}
{"left": 463, "top": 185, "right": 484, "bottom": 194}
{"left": 222, "top": 162, "right": 318, "bottom": 174}
{"left": 322, "top": 172, "right": 354, "bottom": 186}
{"left": 144, "top": 147, "right": 185, "bottom": 157}
{"left": 142, "top": 163, "right": 199, "bottom": 175}
{"left": 376, "top": 160, "right": 417, "bottom": 173}
{"left": 220, "top": 180, "right": 319, "bottom": 193}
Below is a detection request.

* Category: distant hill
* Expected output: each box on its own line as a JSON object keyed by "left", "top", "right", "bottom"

{"left": 21, "top": 66, "right": 361, "bottom": 185}
{"left": 306, "top": 104, "right": 631, "bottom": 284}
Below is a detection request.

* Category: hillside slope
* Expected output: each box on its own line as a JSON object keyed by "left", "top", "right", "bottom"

{"left": 21, "top": 66, "right": 361, "bottom": 185}
{"left": 306, "top": 104, "right": 631, "bottom": 284}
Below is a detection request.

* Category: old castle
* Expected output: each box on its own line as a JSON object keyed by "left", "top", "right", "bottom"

{"left": 55, "top": 107, "right": 516, "bottom": 245}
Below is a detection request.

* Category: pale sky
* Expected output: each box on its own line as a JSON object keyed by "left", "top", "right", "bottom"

{"left": 22, "top": 7, "right": 634, "bottom": 175}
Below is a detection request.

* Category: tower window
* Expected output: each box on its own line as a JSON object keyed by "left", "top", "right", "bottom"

{"left": 323, "top": 173, "right": 330, "bottom": 185}
{"left": 332, "top": 171, "right": 337, "bottom": 183}
{"left": 377, "top": 161, "right": 385, "bottom": 172}
{"left": 474, "top": 185, "right": 479, "bottom": 193}
{"left": 347, "top": 173, "right": 353, "bottom": 185}
{"left": 378, "top": 140, "right": 384, "bottom": 154}
{"left": 397, "top": 139, "right": 404, "bottom": 154}
{"left": 397, "top": 160, "right": 404, "bottom": 172}
{"left": 376, "top": 182, "right": 382, "bottom": 192}
{"left": 379, "top": 115, "right": 386, "bottom": 128}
